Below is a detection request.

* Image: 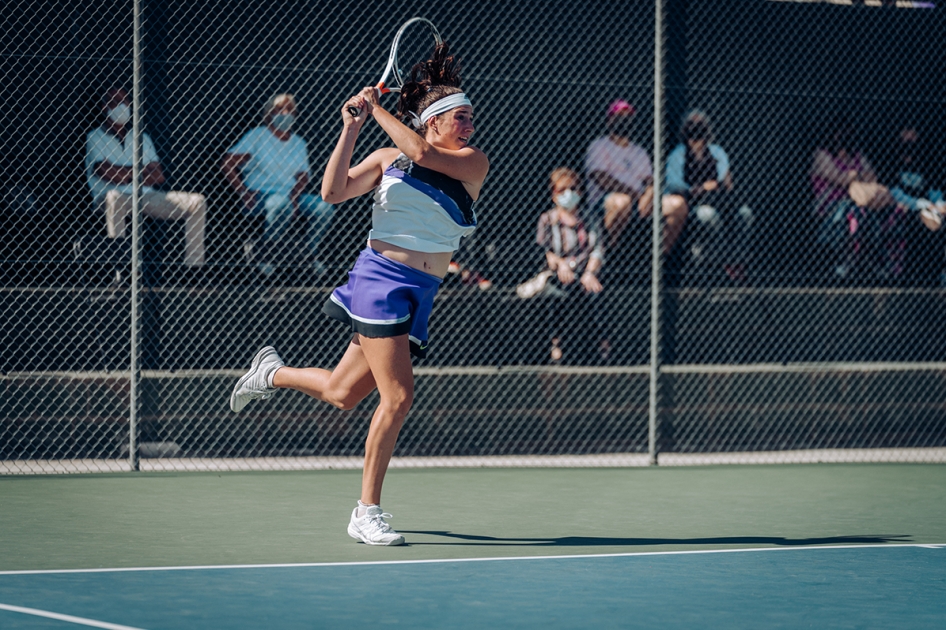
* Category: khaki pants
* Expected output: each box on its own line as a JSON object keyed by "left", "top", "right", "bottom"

{"left": 101, "top": 190, "right": 207, "bottom": 266}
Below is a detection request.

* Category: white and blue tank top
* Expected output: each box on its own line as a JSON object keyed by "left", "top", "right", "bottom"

{"left": 368, "top": 153, "right": 477, "bottom": 253}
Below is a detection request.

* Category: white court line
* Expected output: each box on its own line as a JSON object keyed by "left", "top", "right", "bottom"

{"left": 0, "top": 543, "right": 943, "bottom": 577}
{"left": 0, "top": 603, "right": 147, "bottom": 630}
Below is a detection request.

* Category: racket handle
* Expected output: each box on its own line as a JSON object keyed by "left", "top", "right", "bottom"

{"left": 347, "top": 106, "right": 361, "bottom": 117}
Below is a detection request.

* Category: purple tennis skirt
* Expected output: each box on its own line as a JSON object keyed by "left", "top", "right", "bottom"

{"left": 323, "top": 247, "right": 442, "bottom": 358}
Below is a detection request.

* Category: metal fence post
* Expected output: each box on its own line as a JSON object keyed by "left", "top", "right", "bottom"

{"left": 648, "top": 0, "right": 665, "bottom": 467}
{"left": 129, "top": 0, "right": 143, "bottom": 472}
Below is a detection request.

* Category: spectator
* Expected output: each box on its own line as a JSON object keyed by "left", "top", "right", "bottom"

{"left": 665, "top": 110, "right": 750, "bottom": 282}
{"left": 810, "top": 117, "right": 902, "bottom": 280}
{"left": 887, "top": 127, "right": 944, "bottom": 232}
{"left": 221, "top": 93, "right": 334, "bottom": 276}
{"left": 886, "top": 126, "right": 945, "bottom": 285}
{"left": 585, "top": 100, "right": 656, "bottom": 253}
{"left": 519, "top": 167, "right": 605, "bottom": 364}
{"left": 85, "top": 87, "right": 207, "bottom": 270}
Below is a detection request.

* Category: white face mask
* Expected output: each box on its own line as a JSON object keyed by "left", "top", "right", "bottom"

{"left": 555, "top": 188, "right": 581, "bottom": 211}
{"left": 270, "top": 113, "right": 295, "bottom": 132}
{"left": 108, "top": 103, "right": 131, "bottom": 125}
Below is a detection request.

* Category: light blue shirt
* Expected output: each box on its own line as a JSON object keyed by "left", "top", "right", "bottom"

{"left": 665, "top": 143, "right": 730, "bottom": 195}
{"left": 889, "top": 170, "right": 943, "bottom": 211}
{"left": 228, "top": 127, "right": 311, "bottom": 197}
{"left": 85, "top": 127, "right": 160, "bottom": 202}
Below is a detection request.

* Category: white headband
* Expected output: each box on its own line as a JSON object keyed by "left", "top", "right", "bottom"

{"left": 419, "top": 93, "right": 472, "bottom": 125}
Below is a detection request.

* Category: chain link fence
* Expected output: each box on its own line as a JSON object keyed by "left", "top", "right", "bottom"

{"left": 2, "top": 0, "right": 944, "bottom": 474}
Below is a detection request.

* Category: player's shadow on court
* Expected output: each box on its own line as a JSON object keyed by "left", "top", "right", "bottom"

{"left": 398, "top": 532, "right": 911, "bottom": 547}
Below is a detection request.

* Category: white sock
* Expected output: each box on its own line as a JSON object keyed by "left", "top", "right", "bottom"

{"left": 356, "top": 500, "right": 377, "bottom": 518}
{"left": 266, "top": 366, "right": 279, "bottom": 389}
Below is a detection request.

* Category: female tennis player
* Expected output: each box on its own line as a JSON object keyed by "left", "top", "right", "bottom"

{"left": 229, "top": 44, "right": 489, "bottom": 546}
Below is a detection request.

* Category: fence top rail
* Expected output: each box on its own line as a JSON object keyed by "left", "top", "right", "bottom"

{"left": 2, "top": 363, "right": 946, "bottom": 381}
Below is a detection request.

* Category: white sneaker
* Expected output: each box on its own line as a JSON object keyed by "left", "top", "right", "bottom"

{"left": 516, "top": 270, "right": 552, "bottom": 298}
{"left": 347, "top": 505, "right": 405, "bottom": 546}
{"left": 229, "top": 346, "right": 284, "bottom": 412}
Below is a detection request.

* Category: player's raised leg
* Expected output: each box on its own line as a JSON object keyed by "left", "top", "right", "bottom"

{"left": 230, "top": 338, "right": 377, "bottom": 413}
{"left": 271, "top": 336, "right": 377, "bottom": 410}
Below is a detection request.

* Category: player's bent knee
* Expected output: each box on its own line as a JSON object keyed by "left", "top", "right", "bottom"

{"left": 330, "top": 397, "right": 359, "bottom": 411}
{"left": 325, "top": 388, "right": 366, "bottom": 411}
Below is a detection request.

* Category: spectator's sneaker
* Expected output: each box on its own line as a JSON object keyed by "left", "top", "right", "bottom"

{"left": 229, "top": 346, "right": 284, "bottom": 412}
{"left": 348, "top": 505, "right": 405, "bottom": 546}
{"left": 516, "top": 270, "right": 553, "bottom": 298}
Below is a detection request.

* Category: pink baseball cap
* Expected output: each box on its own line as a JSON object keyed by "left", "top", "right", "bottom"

{"left": 606, "top": 99, "right": 636, "bottom": 118}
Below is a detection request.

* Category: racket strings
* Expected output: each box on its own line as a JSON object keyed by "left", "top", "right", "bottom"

{"left": 394, "top": 24, "right": 440, "bottom": 87}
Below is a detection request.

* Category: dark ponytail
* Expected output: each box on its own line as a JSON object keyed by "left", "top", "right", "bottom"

{"left": 396, "top": 43, "right": 464, "bottom": 131}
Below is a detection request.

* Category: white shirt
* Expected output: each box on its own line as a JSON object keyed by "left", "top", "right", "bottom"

{"left": 368, "top": 156, "right": 476, "bottom": 253}
{"left": 85, "top": 127, "right": 159, "bottom": 202}
{"left": 584, "top": 136, "right": 653, "bottom": 208}
{"left": 227, "top": 127, "right": 311, "bottom": 197}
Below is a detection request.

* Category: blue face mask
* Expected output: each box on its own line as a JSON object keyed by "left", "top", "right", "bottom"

{"left": 555, "top": 189, "right": 581, "bottom": 211}
{"left": 270, "top": 113, "right": 295, "bottom": 132}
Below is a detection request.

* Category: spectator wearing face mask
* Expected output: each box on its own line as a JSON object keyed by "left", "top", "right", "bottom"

{"left": 664, "top": 110, "right": 749, "bottom": 283}
{"left": 222, "top": 93, "right": 335, "bottom": 276}
{"left": 518, "top": 167, "right": 606, "bottom": 364}
{"left": 85, "top": 87, "right": 207, "bottom": 271}
{"left": 585, "top": 99, "right": 654, "bottom": 254}
{"left": 585, "top": 100, "right": 654, "bottom": 254}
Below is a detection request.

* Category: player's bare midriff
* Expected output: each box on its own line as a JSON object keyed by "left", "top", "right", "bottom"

{"left": 370, "top": 239, "right": 453, "bottom": 278}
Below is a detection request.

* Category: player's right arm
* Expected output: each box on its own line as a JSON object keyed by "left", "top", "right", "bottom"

{"left": 322, "top": 94, "right": 398, "bottom": 203}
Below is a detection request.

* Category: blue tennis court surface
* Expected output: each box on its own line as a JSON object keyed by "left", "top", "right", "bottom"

{"left": 1, "top": 544, "right": 944, "bottom": 629}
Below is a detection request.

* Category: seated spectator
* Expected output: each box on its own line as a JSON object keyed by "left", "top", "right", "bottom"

{"left": 85, "top": 87, "right": 207, "bottom": 270}
{"left": 887, "top": 126, "right": 944, "bottom": 232}
{"left": 221, "top": 93, "right": 334, "bottom": 276}
{"left": 664, "top": 110, "right": 750, "bottom": 282}
{"left": 886, "top": 126, "right": 945, "bottom": 285}
{"left": 518, "top": 167, "right": 606, "bottom": 364}
{"left": 585, "top": 100, "right": 656, "bottom": 253}
{"left": 810, "top": 117, "right": 903, "bottom": 280}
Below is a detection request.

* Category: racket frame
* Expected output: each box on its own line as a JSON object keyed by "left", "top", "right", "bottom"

{"left": 347, "top": 17, "right": 442, "bottom": 117}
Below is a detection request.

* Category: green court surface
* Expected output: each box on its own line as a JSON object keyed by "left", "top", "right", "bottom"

{"left": 1, "top": 464, "right": 945, "bottom": 628}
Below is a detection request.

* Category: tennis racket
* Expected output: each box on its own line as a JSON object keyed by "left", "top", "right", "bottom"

{"left": 347, "top": 17, "right": 442, "bottom": 117}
